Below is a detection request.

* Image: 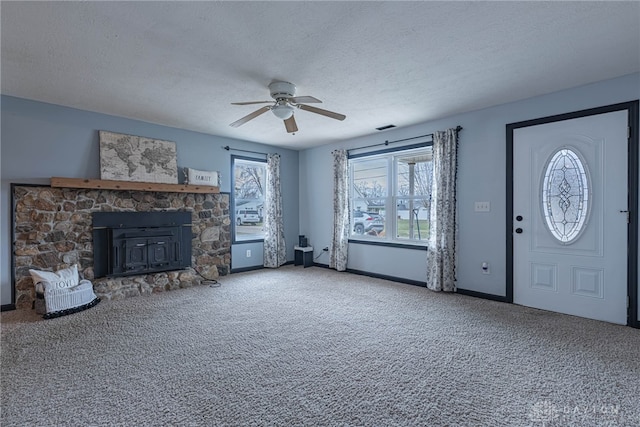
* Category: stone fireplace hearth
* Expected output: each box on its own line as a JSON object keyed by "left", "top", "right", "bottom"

{"left": 12, "top": 185, "right": 230, "bottom": 309}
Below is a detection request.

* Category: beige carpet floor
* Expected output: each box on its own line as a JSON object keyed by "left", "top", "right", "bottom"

{"left": 2, "top": 265, "right": 639, "bottom": 426}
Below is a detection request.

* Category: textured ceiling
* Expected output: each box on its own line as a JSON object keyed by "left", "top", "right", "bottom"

{"left": 2, "top": 1, "right": 639, "bottom": 150}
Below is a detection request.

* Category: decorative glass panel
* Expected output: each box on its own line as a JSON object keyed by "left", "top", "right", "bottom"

{"left": 541, "top": 148, "right": 590, "bottom": 243}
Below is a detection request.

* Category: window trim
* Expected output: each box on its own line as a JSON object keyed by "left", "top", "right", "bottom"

{"left": 348, "top": 142, "right": 433, "bottom": 248}
{"left": 231, "top": 154, "right": 267, "bottom": 244}
{"left": 347, "top": 238, "right": 429, "bottom": 250}
{"left": 348, "top": 141, "right": 431, "bottom": 160}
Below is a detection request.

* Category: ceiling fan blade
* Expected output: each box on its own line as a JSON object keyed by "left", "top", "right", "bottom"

{"left": 297, "top": 104, "right": 346, "bottom": 121}
{"left": 229, "top": 106, "right": 271, "bottom": 128}
{"left": 284, "top": 115, "right": 298, "bottom": 133}
{"left": 289, "top": 96, "right": 322, "bottom": 104}
{"left": 231, "top": 101, "right": 272, "bottom": 105}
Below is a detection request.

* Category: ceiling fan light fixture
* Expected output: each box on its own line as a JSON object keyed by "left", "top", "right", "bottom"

{"left": 230, "top": 81, "right": 346, "bottom": 131}
{"left": 271, "top": 103, "right": 294, "bottom": 120}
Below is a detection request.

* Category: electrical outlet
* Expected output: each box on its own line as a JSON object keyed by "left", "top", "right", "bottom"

{"left": 482, "top": 262, "right": 490, "bottom": 274}
{"left": 246, "top": 249, "right": 251, "bottom": 258}
{"left": 474, "top": 201, "right": 491, "bottom": 212}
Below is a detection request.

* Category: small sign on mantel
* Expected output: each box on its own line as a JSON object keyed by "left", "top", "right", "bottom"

{"left": 184, "top": 168, "right": 220, "bottom": 187}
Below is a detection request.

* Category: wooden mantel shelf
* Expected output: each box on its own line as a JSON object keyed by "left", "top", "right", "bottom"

{"left": 51, "top": 177, "right": 220, "bottom": 194}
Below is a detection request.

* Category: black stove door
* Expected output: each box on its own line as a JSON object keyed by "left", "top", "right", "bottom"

{"left": 148, "top": 236, "right": 175, "bottom": 269}
{"left": 123, "top": 237, "right": 149, "bottom": 274}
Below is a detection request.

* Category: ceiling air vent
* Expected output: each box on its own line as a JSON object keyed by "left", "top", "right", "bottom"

{"left": 376, "top": 124, "right": 396, "bottom": 131}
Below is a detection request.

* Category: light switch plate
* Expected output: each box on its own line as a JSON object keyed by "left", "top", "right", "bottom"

{"left": 474, "top": 201, "right": 490, "bottom": 212}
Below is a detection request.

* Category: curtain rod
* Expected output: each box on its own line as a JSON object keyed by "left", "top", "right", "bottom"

{"left": 222, "top": 146, "right": 275, "bottom": 157}
{"left": 346, "top": 125, "right": 463, "bottom": 153}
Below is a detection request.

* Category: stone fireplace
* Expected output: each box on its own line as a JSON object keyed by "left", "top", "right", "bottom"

{"left": 12, "top": 185, "right": 231, "bottom": 309}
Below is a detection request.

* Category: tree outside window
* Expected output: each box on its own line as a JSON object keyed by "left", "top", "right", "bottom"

{"left": 232, "top": 156, "right": 266, "bottom": 242}
{"left": 395, "top": 151, "right": 432, "bottom": 241}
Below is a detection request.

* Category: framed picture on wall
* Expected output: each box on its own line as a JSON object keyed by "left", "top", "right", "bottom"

{"left": 99, "top": 131, "right": 179, "bottom": 184}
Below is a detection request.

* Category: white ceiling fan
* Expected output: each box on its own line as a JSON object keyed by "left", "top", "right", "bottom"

{"left": 229, "top": 81, "right": 346, "bottom": 133}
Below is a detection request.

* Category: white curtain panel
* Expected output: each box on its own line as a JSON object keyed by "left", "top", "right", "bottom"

{"left": 263, "top": 153, "right": 286, "bottom": 268}
{"left": 426, "top": 128, "right": 459, "bottom": 291}
{"left": 330, "top": 149, "right": 350, "bottom": 271}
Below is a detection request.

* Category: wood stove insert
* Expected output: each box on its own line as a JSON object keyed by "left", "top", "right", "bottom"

{"left": 93, "top": 212, "right": 192, "bottom": 278}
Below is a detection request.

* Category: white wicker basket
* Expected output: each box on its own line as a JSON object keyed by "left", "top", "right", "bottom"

{"left": 44, "top": 279, "right": 97, "bottom": 313}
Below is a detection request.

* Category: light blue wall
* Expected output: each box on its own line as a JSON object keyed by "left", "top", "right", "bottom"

{"left": 3, "top": 73, "right": 638, "bottom": 319}
{"left": 0, "top": 96, "right": 299, "bottom": 305}
{"left": 300, "top": 73, "right": 640, "bottom": 304}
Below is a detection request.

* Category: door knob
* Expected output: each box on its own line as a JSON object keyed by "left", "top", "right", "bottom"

{"left": 620, "top": 210, "right": 630, "bottom": 223}
{"left": 515, "top": 228, "right": 523, "bottom": 234}
{"left": 516, "top": 215, "right": 523, "bottom": 221}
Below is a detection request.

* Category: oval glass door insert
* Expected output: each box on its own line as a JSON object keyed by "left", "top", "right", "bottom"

{"left": 541, "top": 148, "right": 590, "bottom": 243}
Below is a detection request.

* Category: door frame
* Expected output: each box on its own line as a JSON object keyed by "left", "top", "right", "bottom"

{"left": 506, "top": 101, "right": 639, "bottom": 328}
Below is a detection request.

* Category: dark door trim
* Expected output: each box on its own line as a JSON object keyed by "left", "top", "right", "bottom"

{"left": 506, "top": 100, "right": 639, "bottom": 328}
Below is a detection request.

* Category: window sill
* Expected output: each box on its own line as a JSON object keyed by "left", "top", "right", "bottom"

{"left": 348, "top": 239, "right": 428, "bottom": 250}
{"left": 233, "top": 238, "right": 265, "bottom": 245}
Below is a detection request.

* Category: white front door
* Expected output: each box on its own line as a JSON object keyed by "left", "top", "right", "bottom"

{"left": 513, "top": 110, "right": 629, "bottom": 324}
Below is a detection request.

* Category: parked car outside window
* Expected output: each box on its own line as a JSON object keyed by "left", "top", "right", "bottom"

{"left": 353, "top": 211, "right": 384, "bottom": 235}
{"left": 236, "top": 209, "right": 260, "bottom": 225}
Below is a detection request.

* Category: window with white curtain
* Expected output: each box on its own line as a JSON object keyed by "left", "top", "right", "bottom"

{"left": 349, "top": 145, "right": 433, "bottom": 245}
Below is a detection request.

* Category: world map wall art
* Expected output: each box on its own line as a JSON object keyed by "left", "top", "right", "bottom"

{"left": 99, "top": 131, "right": 179, "bottom": 184}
